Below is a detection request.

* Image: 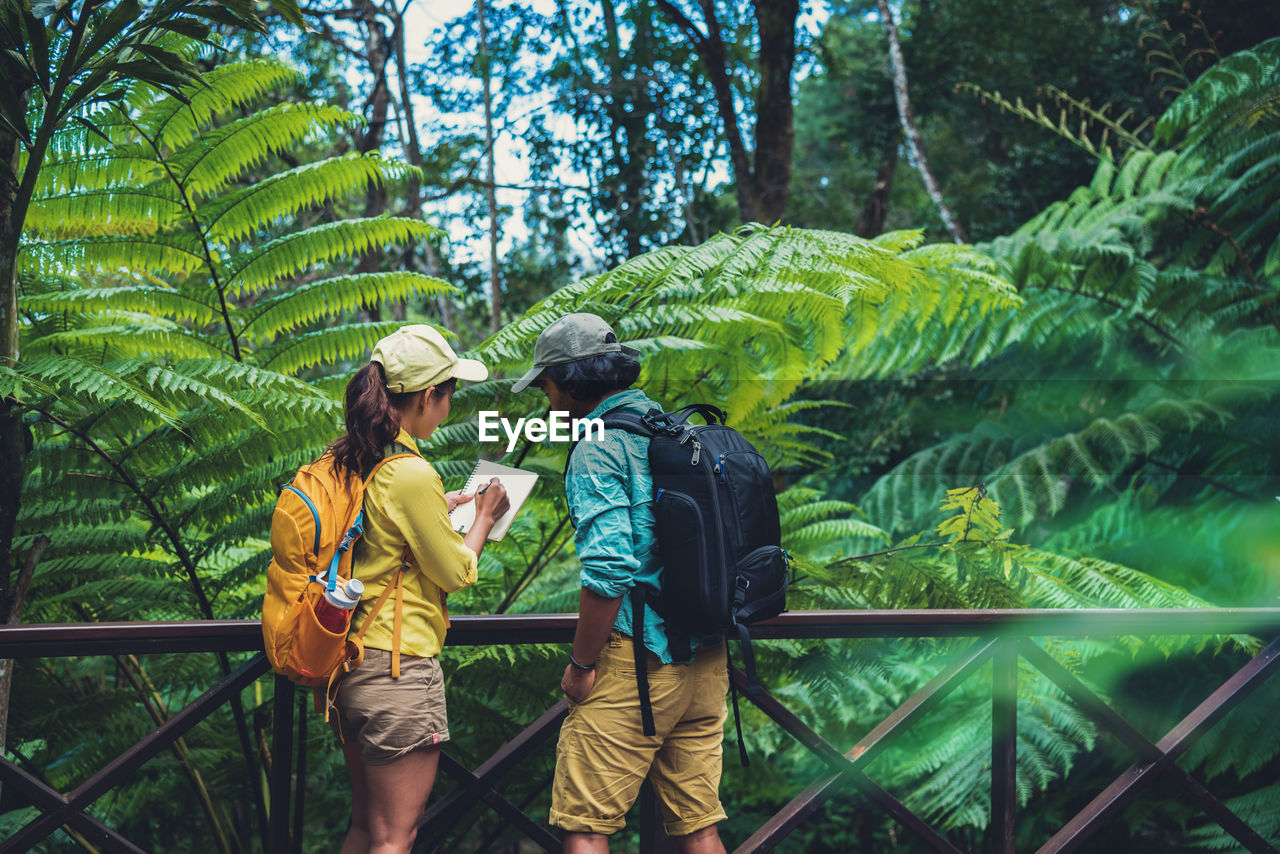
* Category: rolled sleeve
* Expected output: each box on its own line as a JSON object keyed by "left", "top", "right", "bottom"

{"left": 567, "top": 438, "right": 639, "bottom": 600}
{"left": 384, "top": 459, "right": 478, "bottom": 593}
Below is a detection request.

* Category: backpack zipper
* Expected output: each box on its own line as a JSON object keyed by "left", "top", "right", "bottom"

{"left": 715, "top": 452, "right": 755, "bottom": 548}
{"left": 694, "top": 449, "right": 730, "bottom": 624}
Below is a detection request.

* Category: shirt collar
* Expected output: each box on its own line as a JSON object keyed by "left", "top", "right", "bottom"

{"left": 393, "top": 428, "right": 424, "bottom": 457}
{"left": 585, "top": 388, "right": 651, "bottom": 421}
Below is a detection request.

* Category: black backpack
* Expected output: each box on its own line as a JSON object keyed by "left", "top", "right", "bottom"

{"left": 567, "top": 402, "right": 790, "bottom": 745}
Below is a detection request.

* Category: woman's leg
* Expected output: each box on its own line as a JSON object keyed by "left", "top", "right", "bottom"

{"left": 362, "top": 745, "right": 442, "bottom": 854}
{"left": 340, "top": 739, "right": 372, "bottom": 854}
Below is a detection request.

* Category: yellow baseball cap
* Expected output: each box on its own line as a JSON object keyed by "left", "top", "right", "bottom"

{"left": 370, "top": 324, "right": 488, "bottom": 393}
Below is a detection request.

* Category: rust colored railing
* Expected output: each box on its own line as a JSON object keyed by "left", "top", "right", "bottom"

{"left": 2, "top": 609, "right": 1279, "bottom": 853}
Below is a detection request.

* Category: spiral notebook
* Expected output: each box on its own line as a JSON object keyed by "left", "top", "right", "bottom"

{"left": 448, "top": 459, "right": 539, "bottom": 541}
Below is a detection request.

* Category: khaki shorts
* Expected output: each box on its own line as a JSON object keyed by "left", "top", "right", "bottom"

{"left": 550, "top": 632, "right": 729, "bottom": 837}
{"left": 331, "top": 647, "right": 450, "bottom": 765}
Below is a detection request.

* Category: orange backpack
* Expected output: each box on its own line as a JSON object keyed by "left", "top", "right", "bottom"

{"left": 261, "top": 449, "right": 415, "bottom": 698}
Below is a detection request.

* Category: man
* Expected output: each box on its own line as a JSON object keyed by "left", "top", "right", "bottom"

{"left": 512, "top": 313, "right": 729, "bottom": 854}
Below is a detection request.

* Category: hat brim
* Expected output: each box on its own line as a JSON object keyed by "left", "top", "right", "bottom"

{"left": 451, "top": 358, "right": 488, "bottom": 383}
{"left": 510, "top": 365, "right": 545, "bottom": 394}
{"left": 619, "top": 343, "right": 641, "bottom": 358}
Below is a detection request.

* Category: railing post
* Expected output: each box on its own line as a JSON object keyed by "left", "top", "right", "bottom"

{"left": 269, "top": 675, "right": 295, "bottom": 854}
{"left": 292, "top": 688, "right": 308, "bottom": 854}
{"left": 639, "top": 779, "right": 676, "bottom": 853}
{"left": 991, "top": 639, "right": 1017, "bottom": 854}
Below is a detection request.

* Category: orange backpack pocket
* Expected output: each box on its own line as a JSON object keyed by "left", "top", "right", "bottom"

{"left": 285, "top": 585, "right": 352, "bottom": 684}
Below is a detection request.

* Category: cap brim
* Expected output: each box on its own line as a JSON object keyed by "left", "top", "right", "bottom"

{"left": 510, "top": 365, "right": 545, "bottom": 393}
{"left": 451, "top": 358, "right": 488, "bottom": 383}
{"left": 619, "top": 343, "right": 641, "bottom": 358}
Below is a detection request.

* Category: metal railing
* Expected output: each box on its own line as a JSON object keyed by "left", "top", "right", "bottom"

{"left": 2, "top": 609, "right": 1279, "bottom": 853}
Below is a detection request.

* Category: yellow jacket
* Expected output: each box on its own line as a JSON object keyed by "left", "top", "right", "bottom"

{"left": 350, "top": 430, "right": 477, "bottom": 658}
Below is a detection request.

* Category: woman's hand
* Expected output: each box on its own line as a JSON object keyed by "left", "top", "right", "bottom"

{"left": 444, "top": 489, "right": 472, "bottom": 513}
{"left": 474, "top": 477, "right": 510, "bottom": 524}
{"left": 460, "top": 478, "right": 511, "bottom": 558}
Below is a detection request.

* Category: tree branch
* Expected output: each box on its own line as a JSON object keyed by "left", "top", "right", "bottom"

{"left": 826, "top": 541, "right": 946, "bottom": 568}
{"left": 876, "top": 0, "right": 967, "bottom": 243}
{"left": 7, "top": 534, "right": 49, "bottom": 626}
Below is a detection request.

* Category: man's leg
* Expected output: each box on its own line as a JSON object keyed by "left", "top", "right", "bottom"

{"left": 672, "top": 825, "right": 725, "bottom": 854}
{"left": 563, "top": 831, "right": 611, "bottom": 853}
{"left": 649, "top": 644, "right": 729, "bottom": 849}
{"left": 551, "top": 637, "right": 675, "bottom": 845}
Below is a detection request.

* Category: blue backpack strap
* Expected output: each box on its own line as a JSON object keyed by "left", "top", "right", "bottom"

{"left": 326, "top": 509, "right": 365, "bottom": 591}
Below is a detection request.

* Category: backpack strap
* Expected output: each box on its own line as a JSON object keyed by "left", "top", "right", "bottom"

{"left": 726, "top": 642, "right": 750, "bottom": 767}
{"left": 631, "top": 586, "right": 657, "bottom": 737}
{"left": 354, "top": 449, "right": 417, "bottom": 674}
{"left": 643, "top": 403, "right": 725, "bottom": 428}
{"left": 352, "top": 549, "right": 409, "bottom": 677}
{"left": 563, "top": 408, "right": 656, "bottom": 475}
{"left": 322, "top": 551, "right": 408, "bottom": 730}
{"left": 732, "top": 574, "right": 766, "bottom": 697}
{"left": 599, "top": 411, "right": 656, "bottom": 436}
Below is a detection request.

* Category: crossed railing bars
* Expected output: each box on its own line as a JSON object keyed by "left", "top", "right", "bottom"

{"left": 1, "top": 609, "right": 1278, "bottom": 853}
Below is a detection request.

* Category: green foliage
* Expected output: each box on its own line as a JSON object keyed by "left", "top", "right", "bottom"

{"left": 802, "top": 35, "right": 1280, "bottom": 850}
{"left": 7, "top": 54, "right": 450, "bottom": 850}
{"left": 7, "top": 21, "right": 1280, "bottom": 854}
{"left": 14, "top": 56, "right": 451, "bottom": 621}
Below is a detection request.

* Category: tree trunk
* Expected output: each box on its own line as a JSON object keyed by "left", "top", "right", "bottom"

{"left": 876, "top": 0, "right": 968, "bottom": 244}
{"left": 478, "top": 0, "right": 501, "bottom": 334}
{"left": 0, "top": 57, "right": 32, "bottom": 784}
{"left": 0, "top": 536, "right": 49, "bottom": 804}
{"left": 602, "top": 0, "right": 655, "bottom": 261}
{"left": 656, "top": 0, "right": 799, "bottom": 226}
{"left": 656, "top": 0, "right": 759, "bottom": 224}
{"left": 856, "top": 144, "right": 898, "bottom": 238}
{"left": 752, "top": 0, "right": 798, "bottom": 224}
{"left": 355, "top": 0, "right": 394, "bottom": 321}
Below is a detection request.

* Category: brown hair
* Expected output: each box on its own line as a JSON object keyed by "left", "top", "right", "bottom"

{"left": 330, "top": 363, "right": 456, "bottom": 477}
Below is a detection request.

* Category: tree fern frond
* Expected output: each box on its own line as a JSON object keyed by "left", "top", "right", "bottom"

{"left": 238, "top": 272, "right": 455, "bottom": 341}
{"left": 1157, "top": 36, "right": 1280, "bottom": 146}
{"left": 18, "top": 356, "right": 180, "bottom": 424}
{"left": 201, "top": 153, "right": 420, "bottom": 244}
{"left": 20, "top": 285, "right": 219, "bottom": 326}
{"left": 171, "top": 102, "right": 362, "bottom": 196}
{"left": 19, "top": 234, "right": 206, "bottom": 279}
{"left": 223, "top": 218, "right": 438, "bottom": 298}
{"left": 256, "top": 321, "right": 403, "bottom": 374}
{"left": 25, "top": 187, "right": 184, "bottom": 238}
{"left": 137, "top": 59, "right": 308, "bottom": 151}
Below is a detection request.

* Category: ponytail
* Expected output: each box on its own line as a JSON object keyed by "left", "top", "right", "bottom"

{"left": 331, "top": 363, "right": 416, "bottom": 478}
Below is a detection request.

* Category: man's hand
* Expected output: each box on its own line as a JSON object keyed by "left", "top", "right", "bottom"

{"left": 561, "top": 663, "right": 596, "bottom": 704}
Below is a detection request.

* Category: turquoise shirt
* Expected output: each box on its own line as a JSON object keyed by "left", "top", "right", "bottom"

{"left": 566, "top": 389, "right": 720, "bottom": 663}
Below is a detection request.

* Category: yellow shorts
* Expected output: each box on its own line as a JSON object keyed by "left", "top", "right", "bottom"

{"left": 550, "top": 632, "right": 729, "bottom": 837}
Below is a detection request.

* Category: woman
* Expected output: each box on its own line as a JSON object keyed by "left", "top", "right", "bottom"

{"left": 328, "top": 324, "right": 509, "bottom": 854}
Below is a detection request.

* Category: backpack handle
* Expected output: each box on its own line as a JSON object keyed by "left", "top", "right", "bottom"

{"left": 644, "top": 403, "right": 726, "bottom": 429}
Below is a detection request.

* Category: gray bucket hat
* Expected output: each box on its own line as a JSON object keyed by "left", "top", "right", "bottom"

{"left": 511, "top": 312, "right": 640, "bottom": 393}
